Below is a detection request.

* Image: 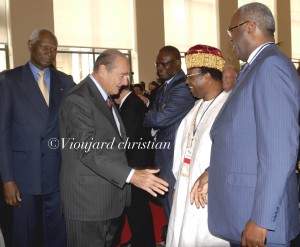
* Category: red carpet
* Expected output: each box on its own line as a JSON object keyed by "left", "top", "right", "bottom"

{"left": 120, "top": 201, "right": 166, "bottom": 245}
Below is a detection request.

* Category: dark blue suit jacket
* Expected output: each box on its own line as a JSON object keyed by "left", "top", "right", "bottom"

{"left": 144, "top": 70, "right": 194, "bottom": 188}
{"left": 209, "top": 44, "right": 300, "bottom": 244}
{"left": 0, "top": 62, "right": 74, "bottom": 195}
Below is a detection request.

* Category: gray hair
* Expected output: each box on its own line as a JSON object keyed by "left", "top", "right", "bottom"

{"left": 94, "top": 49, "right": 127, "bottom": 72}
{"left": 238, "top": 2, "right": 275, "bottom": 36}
{"left": 29, "top": 28, "right": 57, "bottom": 44}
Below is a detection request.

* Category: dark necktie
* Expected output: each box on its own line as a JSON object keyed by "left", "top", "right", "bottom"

{"left": 161, "top": 82, "right": 168, "bottom": 97}
{"left": 106, "top": 97, "right": 113, "bottom": 112}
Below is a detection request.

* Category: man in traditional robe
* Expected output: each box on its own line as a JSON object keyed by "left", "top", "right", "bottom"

{"left": 166, "top": 45, "right": 230, "bottom": 247}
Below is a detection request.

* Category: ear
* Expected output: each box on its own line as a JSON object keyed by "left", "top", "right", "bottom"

{"left": 28, "top": 40, "right": 32, "bottom": 50}
{"left": 204, "top": 72, "right": 211, "bottom": 80}
{"left": 98, "top": 64, "right": 107, "bottom": 74}
{"left": 247, "top": 21, "right": 256, "bottom": 35}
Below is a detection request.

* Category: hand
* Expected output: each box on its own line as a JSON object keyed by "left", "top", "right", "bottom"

{"left": 3, "top": 181, "right": 22, "bottom": 207}
{"left": 241, "top": 220, "right": 268, "bottom": 247}
{"left": 138, "top": 95, "right": 149, "bottom": 105}
{"left": 190, "top": 171, "right": 209, "bottom": 208}
{"left": 130, "top": 169, "right": 169, "bottom": 197}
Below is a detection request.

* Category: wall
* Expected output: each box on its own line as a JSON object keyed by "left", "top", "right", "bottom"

{"left": 6, "top": 0, "right": 54, "bottom": 67}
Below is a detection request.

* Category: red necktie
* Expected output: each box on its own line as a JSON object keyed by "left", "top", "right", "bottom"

{"left": 106, "top": 97, "right": 113, "bottom": 112}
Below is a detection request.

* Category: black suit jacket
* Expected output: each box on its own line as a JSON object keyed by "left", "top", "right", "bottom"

{"left": 119, "top": 92, "right": 154, "bottom": 168}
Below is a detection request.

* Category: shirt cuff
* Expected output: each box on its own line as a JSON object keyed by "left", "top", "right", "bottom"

{"left": 126, "top": 168, "right": 135, "bottom": 183}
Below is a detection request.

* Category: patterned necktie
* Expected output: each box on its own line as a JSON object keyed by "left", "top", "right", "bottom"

{"left": 106, "top": 97, "right": 113, "bottom": 112}
{"left": 38, "top": 71, "right": 49, "bottom": 106}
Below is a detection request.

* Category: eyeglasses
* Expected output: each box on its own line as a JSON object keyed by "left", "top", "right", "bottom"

{"left": 39, "top": 45, "right": 57, "bottom": 53}
{"left": 155, "top": 58, "right": 179, "bottom": 68}
{"left": 185, "top": 72, "right": 202, "bottom": 80}
{"left": 227, "top": 21, "right": 249, "bottom": 37}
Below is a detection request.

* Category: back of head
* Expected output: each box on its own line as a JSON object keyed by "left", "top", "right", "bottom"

{"left": 159, "top": 46, "right": 181, "bottom": 61}
{"left": 94, "top": 49, "right": 126, "bottom": 72}
{"left": 238, "top": 2, "right": 275, "bottom": 37}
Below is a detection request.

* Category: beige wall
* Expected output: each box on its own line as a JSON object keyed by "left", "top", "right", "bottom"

{"left": 6, "top": 0, "right": 293, "bottom": 75}
{"left": 134, "top": 0, "right": 165, "bottom": 84}
{"left": 7, "top": 0, "right": 54, "bottom": 68}
{"left": 276, "top": 0, "right": 292, "bottom": 58}
{"left": 218, "top": 0, "right": 240, "bottom": 69}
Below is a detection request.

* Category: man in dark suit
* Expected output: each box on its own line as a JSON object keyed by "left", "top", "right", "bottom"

{"left": 144, "top": 46, "right": 195, "bottom": 223}
{"left": 59, "top": 49, "right": 169, "bottom": 247}
{"left": 114, "top": 84, "right": 156, "bottom": 247}
{"left": 0, "top": 28, "right": 75, "bottom": 247}
{"left": 191, "top": 3, "right": 300, "bottom": 247}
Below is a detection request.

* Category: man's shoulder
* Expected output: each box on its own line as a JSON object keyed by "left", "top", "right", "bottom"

{"left": 51, "top": 68, "right": 75, "bottom": 86}
{"left": 64, "top": 76, "right": 92, "bottom": 98}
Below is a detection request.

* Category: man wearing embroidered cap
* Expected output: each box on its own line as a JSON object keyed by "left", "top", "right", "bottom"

{"left": 166, "top": 44, "right": 229, "bottom": 247}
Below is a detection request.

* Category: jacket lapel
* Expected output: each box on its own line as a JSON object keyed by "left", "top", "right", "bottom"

{"left": 212, "top": 51, "right": 263, "bottom": 130}
{"left": 86, "top": 78, "right": 124, "bottom": 140}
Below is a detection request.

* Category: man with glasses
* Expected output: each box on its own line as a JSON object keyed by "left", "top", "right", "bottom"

{"left": 144, "top": 46, "right": 194, "bottom": 244}
{"left": 166, "top": 44, "right": 229, "bottom": 247}
{"left": 191, "top": 2, "right": 300, "bottom": 247}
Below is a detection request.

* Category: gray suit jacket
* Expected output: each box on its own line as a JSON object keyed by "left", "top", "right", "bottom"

{"left": 60, "top": 76, "right": 131, "bottom": 221}
{"left": 208, "top": 44, "right": 300, "bottom": 244}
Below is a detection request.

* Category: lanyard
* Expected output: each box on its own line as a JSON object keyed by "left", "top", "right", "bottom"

{"left": 191, "top": 91, "right": 223, "bottom": 136}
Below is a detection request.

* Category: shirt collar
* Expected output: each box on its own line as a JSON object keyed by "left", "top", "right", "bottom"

{"left": 119, "top": 91, "right": 132, "bottom": 109}
{"left": 29, "top": 61, "right": 50, "bottom": 81}
{"left": 89, "top": 74, "right": 109, "bottom": 101}
{"left": 247, "top": 42, "right": 274, "bottom": 64}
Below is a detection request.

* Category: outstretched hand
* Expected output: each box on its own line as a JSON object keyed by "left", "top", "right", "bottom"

{"left": 190, "top": 171, "right": 209, "bottom": 208}
{"left": 130, "top": 169, "right": 169, "bottom": 197}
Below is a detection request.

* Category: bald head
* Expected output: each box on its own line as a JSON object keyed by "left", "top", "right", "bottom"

{"left": 222, "top": 66, "right": 238, "bottom": 92}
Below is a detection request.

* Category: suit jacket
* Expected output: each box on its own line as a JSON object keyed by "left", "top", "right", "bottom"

{"left": 144, "top": 70, "right": 195, "bottom": 187}
{"left": 119, "top": 92, "right": 154, "bottom": 168}
{"left": 60, "top": 76, "right": 131, "bottom": 221}
{"left": 208, "top": 44, "right": 300, "bottom": 244}
{"left": 0, "top": 63, "right": 74, "bottom": 195}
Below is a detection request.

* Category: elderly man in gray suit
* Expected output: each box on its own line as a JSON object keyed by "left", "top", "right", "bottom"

{"left": 191, "top": 3, "right": 300, "bottom": 247}
{"left": 60, "top": 49, "right": 168, "bottom": 247}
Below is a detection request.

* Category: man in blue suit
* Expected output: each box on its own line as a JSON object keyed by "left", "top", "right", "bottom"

{"left": 191, "top": 3, "right": 300, "bottom": 247}
{"left": 0, "top": 29, "right": 74, "bottom": 247}
{"left": 144, "top": 46, "right": 194, "bottom": 225}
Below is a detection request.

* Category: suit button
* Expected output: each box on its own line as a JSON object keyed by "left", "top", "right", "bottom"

{"left": 212, "top": 138, "right": 214, "bottom": 143}
{"left": 41, "top": 153, "right": 45, "bottom": 157}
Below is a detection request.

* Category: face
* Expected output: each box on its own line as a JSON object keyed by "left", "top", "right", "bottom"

{"left": 228, "top": 12, "right": 251, "bottom": 62}
{"left": 28, "top": 31, "right": 58, "bottom": 70}
{"left": 222, "top": 67, "right": 237, "bottom": 92}
{"left": 155, "top": 51, "right": 180, "bottom": 82}
{"left": 133, "top": 86, "right": 142, "bottom": 95}
{"left": 185, "top": 68, "right": 207, "bottom": 98}
{"left": 100, "top": 56, "right": 130, "bottom": 95}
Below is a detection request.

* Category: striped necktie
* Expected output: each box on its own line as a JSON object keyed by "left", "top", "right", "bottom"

{"left": 106, "top": 97, "right": 113, "bottom": 112}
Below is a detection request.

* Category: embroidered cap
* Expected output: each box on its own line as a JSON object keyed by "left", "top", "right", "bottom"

{"left": 185, "top": 44, "right": 225, "bottom": 72}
